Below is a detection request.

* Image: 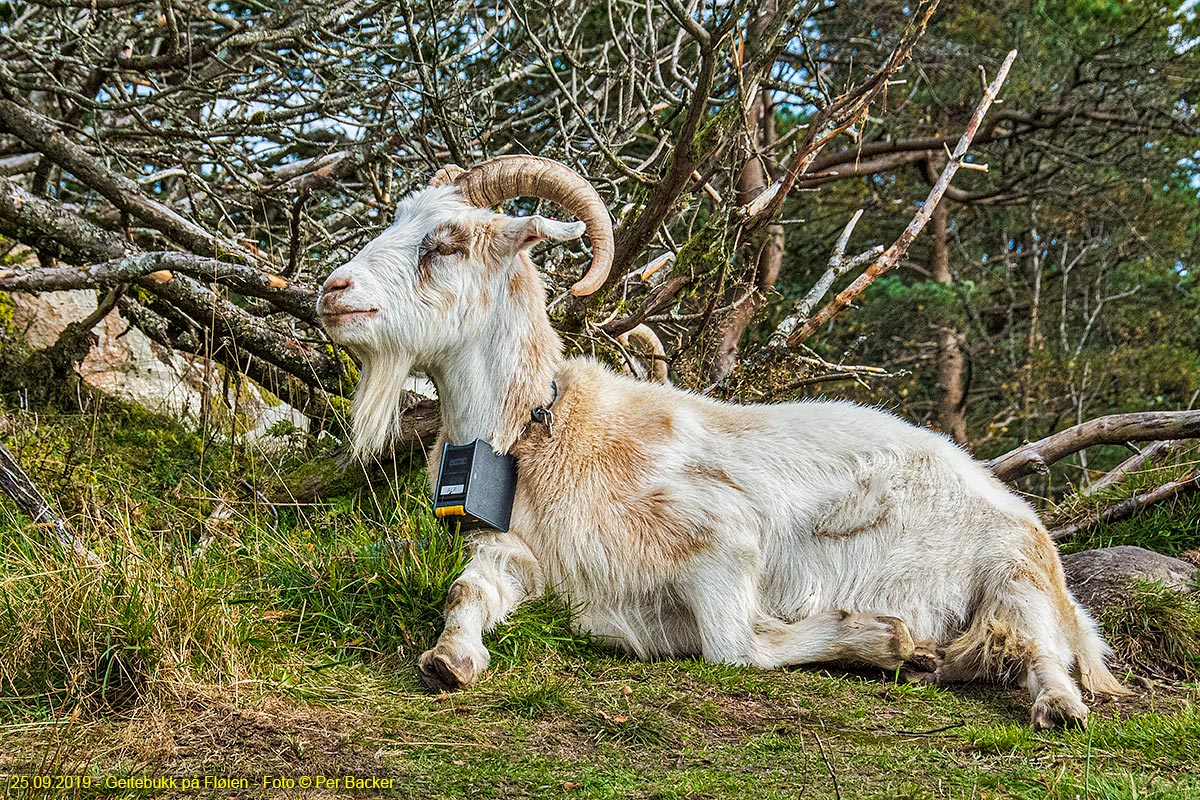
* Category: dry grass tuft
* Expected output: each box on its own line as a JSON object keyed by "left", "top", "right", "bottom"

{"left": 0, "top": 526, "right": 263, "bottom": 716}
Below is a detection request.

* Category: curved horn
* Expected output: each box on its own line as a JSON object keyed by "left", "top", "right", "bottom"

{"left": 427, "top": 164, "right": 466, "bottom": 187}
{"left": 618, "top": 324, "right": 669, "bottom": 384}
{"left": 449, "top": 155, "right": 614, "bottom": 297}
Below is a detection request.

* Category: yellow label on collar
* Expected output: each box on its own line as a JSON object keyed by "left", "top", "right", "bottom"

{"left": 434, "top": 505, "right": 466, "bottom": 519}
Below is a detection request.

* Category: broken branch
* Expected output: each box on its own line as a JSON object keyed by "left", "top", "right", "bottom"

{"left": 1050, "top": 472, "right": 1200, "bottom": 542}
{"left": 1084, "top": 439, "right": 1193, "bottom": 496}
{"left": 786, "top": 48, "right": 1018, "bottom": 346}
{"left": 0, "top": 252, "right": 318, "bottom": 324}
{"left": 769, "top": 209, "right": 880, "bottom": 346}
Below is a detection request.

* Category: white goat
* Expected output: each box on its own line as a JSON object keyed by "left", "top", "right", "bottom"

{"left": 318, "top": 156, "right": 1126, "bottom": 728}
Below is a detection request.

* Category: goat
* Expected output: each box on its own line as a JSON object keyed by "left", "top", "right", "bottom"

{"left": 318, "top": 156, "right": 1126, "bottom": 728}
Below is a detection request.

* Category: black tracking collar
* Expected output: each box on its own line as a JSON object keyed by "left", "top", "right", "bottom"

{"left": 431, "top": 380, "right": 560, "bottom": 532}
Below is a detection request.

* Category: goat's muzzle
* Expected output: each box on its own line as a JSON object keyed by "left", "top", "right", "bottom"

{"left": 318, "top": 278, "right": 378, "bottom": 326}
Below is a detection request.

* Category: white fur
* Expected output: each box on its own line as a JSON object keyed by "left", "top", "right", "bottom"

{"left": 319, "top": 183, "right": 1124, "bottom": 728}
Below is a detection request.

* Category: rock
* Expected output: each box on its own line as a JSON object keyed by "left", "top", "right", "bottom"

{"left": 1062, "top": 546, "right": 1198, "bottom": 614}
{"left": 6, "top": 289, "right": 309, "bottom": 443}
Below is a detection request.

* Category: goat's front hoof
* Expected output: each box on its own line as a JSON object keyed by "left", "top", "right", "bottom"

{"left": 907, "top": 640, "right": 944, "bottom": 672}
{"left": 417, "top": 647, "right": 482, "bottom": 692}
{"left": 876, "top": 615, "right": 916, "bottom": 668}
{"left": 1030, "top": 692, "right": 1089, "bottom": 730}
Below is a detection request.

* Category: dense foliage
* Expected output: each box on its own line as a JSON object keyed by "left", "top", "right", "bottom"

{"left": 780, "top": 1, "right": 1200, "bottom": 466}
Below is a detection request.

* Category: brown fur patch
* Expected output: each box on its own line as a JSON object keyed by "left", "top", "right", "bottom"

{"left": 418, "top": 222, "right": 472, "bottom": 286}
{"left": 706, "top": 406, "right": 765, "bottom": 437}
{"left": 444, "top": 581, "right": 475, "bottom": 612}
{"left": 1018, "top": 522, "right": 1077, "bottom": 622}
{"left": 943, "top": 522, "right": 1081, "bottom": 688}
{"left": 416, "top": 255, "right": 433, "bottom": 286}
{"left": 621, "top": 486, "right": 711, "bottom": 564}
{"left": 508, "top": 256, "right": 540, "bottom": 297}
{"left": 428, "top": 222, "right": 472, "bottom": 254}
{"left": 513, "top": 362, "right": 713, "bottom": 576}
{"left": 478, "top": 218, "right": 510, "bottom": 270}
{"left": 946, "top": 618, "right": 1036, "bottom": 685}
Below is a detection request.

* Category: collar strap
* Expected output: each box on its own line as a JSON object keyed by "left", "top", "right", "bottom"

{"left": 530, "top": 380, "right": 558, "bottom": 432}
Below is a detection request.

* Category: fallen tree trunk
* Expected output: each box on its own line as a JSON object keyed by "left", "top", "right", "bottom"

{"left": 987, "top": 411, "right": 1200, "bottom": 482}
{"left": 1050, "top": 472, "right": 1200, "bottom": 542}
{"left": 0, "top": 441, "right": 101, "bottom": 563}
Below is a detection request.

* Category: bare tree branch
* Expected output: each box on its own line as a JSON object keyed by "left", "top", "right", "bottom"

{"left": 0, "top": 441, "right": 101, "bottom": 564}
{"left": 138, "top": 270, "right": 342, "bottom": 390}
{"left": 0, "top": 252, "right": 318, "bottom": 323}
{"left": 0, "top": 98, "right": 268, "bottom": 267}
{"left": 0, "top": 173, "right": 125, "bottom": 263}
{"left": 989, "top": 411, "right": 1200, "bottom": 482}
{"left": 1050, "top": 472, "right": 1200, "bottom": 541}
{"left": 601, "top": 275, "right": 691, "bottom": 337}
{"left": 770, "top": 209, "right": 879, "bottom": 347}
{"left": 1084, "top": 439, "right": 1193, "bottom": 496}
{"left": 786, "top": 49, "right": 1018, "bottom": 346}
{"left": 740, "top": 1, "right": 941, "bottom": 238}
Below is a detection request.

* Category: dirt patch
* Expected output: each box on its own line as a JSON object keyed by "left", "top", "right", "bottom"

{"left": 1090, "top": 674, "right": 1198, "bottom": 716}
{"left": 1, "top": 689, "right": 381, "bottom": 782}
{"left": 167, "top": 697, "right": 376, "bottom": 777}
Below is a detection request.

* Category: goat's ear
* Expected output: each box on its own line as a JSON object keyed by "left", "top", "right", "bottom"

{"left": 499, "top": 215, "right": 586, "bottom": 254}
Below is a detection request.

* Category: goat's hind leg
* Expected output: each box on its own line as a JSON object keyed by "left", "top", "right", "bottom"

{"left": 755, "top": 611, "right": 919, "bottom": 670}
{"left": 418, "top": 534, "right": 541, "bottom": 692}
{"left": 685, "top": 561, "right": 917, "bottom": 669}
{"left": 944, "top": 534, "right": 1093, "bottom": 729}
{"left": 944, "top": 619, "right": 1088, "bottom": 730}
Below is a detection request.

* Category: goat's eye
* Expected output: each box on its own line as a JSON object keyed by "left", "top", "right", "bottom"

{"left": 418, "top": 233, "right": 465, "bottom": 262}
{"left": 434, "top": 240, "right": 464, "bottom": 257}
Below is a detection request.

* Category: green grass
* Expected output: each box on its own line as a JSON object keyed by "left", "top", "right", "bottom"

{"left": 1098, "top": 581, "right": 1200, "bottom": 681}
{"left": 1052, "top": 444, "right": 1200, "bottom": 558}
{"left": 0, "top": 403, "right": 1197, "bottom": 798}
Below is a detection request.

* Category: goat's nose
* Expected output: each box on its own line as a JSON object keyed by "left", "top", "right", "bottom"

{"left": 322, "top": 275, "right": 353, "bottom": 295}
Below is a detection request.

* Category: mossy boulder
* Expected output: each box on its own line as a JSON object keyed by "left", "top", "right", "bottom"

{"left": 1063, "top": 546, "right": 1197, "bottom": 613}
{"left": 1063, "top": 546, "right": 1200, "bottom": 680}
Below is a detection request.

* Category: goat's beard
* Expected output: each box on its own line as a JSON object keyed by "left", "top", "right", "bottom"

{"left": 350, "top": 347, "right": 417, "bottom": 459}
